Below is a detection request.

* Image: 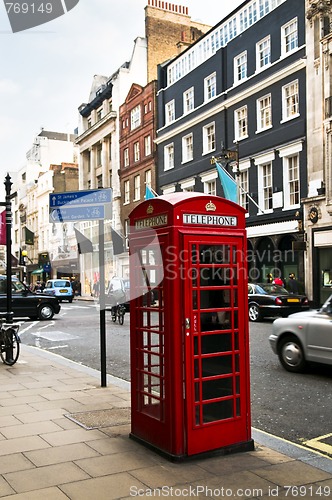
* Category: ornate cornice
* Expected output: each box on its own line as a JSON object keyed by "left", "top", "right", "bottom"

{"left": 307, "top": 0, "right": 331, "bottom": 23}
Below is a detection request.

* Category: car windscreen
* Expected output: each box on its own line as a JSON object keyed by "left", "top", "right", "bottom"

{"left": 48, "top": 281, "right": 71, "bottom": 288}
{"left": 0, "top": 278, "right": 27, "bottom": 294}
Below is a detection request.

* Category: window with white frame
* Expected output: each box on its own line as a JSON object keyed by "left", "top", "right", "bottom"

{"left": 131, "top": 105, "right": 141, "bottom": 130}
{"left": 281, "top": 18, "right": 298, "bottom": 56}
{"left": 134, "top": 175, "right": 140, "bottom": 201}
{"left": 257, "top": 94, "right": 272, "bottom": 131}
{"left": 204, "top": 179, "right": 216, "bottom": 195}
{"left": 256, "top": 36, "right": 270, "bottom": 70}
{"left": 239, "top": 170, "right": 249, "bottom": 210}
{"left": 165, "top": 100, "right": 175, "bottom": 125}
{"left": 202, "top": 123, "right": 215, "bottom": 154}
{"left": 259, "top": 0, "right": 269, "bottom": 17}
{"left": 234, "top": 52, "right": 247, "bottom": 83}
{"left": 124, "top": 180, "right": 130, "bottom": 204}
{"left": 145, "top": 169, "right": 152, "bottom": 188}
{"left": 144, "top": 135, "right": 151, "bottom": 156}
{"left": 204, "top": 73, "right": 216, "bottom": 101}
{"left": 182, "top": 133, "right": 193, "bottom": 163}
{"left": 282, "top": 80, "right": 299, "bottom": 121}
{"left": 181, "top": 178, "right": 195, "bottom": 192}
{"left": 134, "top": 142, "right": 140, "bottom": 162}
{"left": 124, "top": 148, "right": 129, "bottom": 167}
{"left": 284, "top": 154, "right": 300, "bottom": 207}
{"left": 164, "top": 143, "right": 174, "bottom": 170}
{"left": 124, "top": 219, "right": 129, "bottom": 249}
{"left": 183, "top": 87, "right": 194, "bottom": 114}
{"left": 235, "top": 106, "right": 248, "bottom": 140}
{"left": 258, "top": 162, "right": 273, "bottom": 211}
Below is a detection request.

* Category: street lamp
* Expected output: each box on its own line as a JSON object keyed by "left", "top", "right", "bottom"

{"left": 21, "top": 250, "right": 28, "bottom": 284}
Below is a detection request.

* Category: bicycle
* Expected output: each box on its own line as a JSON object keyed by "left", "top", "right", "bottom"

{"left": 0, "top": 322, "right": 21, "bottom": 366}
{"left": 111, "top": 303, "right": 126, "bottom": 325}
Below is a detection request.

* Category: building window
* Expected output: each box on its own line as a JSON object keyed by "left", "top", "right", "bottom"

{"left": 134, "top": 142, "right": 140, "bottom": 162}
{"left": 124, "top": 180, "right": 130, "bottom": 204}
{"left": 282, "top": 80, "right": 299, "bottom": 121}
{"left": 258, "top": 162, "right": 273, "bottom": 212}
{"left": 256, "top": 36, "right": 270, "bottom": 70}
{"left": 183, "top": 87, "right": 194, "bottom": 114}
{"left": 204, "top": 73, "right": 216, "bottom": 101}
{"left": 134, "top": 175, "right": 140, "bottom": 201}
{"left": 182, "top": 133, "right": 193, "bottom": 163}
{"left": 124, "top": 148, "right": 129, "bottom": 167}
{"left": 96, "top": 144, "right": 102, "bottom": 166}
{"left": 97, "top": 175, "right": 103, "bottom": 188}
{"left": 284, "top": 155, "right": 300, "bottom": 207}
{"left": 235, "top": 106, "right": 248, "bottom": 140}
{"left": 165, "top": 100, "right": 175, "bottom": 125}
{"left": 239, "top": 170, "right": 249, "bottom": 211}
{"left": 234, "top": 52, "right": 247, "bottom": 83}
{"left": 282, "top": 18, "right": 298, "bottom": 56}
{"left": 97, "top": 107, "right": 103, "bottom": 121}
{"left": 202, "top": 123, "right": 215, "bottom": 155}
{"left": 131, "top": 105, "right": 141, "bottom": 130}
{"left": 164, "top": 143, "right": 174, "bottom": 170}
{"left": 144, "top": 136, "right": 151, "bottom": 156}
{"left": 204, "top": 180, "right": 216, "bottom": 196}
{"left": 87, "top": 117, "right": 92, "bottom": 129}
{"left": 257, "top": 94, "right": 272, "bottom": 132}
{"left": 145, "top": 169, "right": 152, "bottom": 188}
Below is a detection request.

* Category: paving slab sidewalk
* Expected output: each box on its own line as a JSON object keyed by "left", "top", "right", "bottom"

{"left": 0, "top": 345, "right": 330, "bottom": 499}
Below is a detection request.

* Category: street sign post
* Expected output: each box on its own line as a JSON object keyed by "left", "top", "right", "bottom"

{"left": 48, "top": 188, "right": 112, "bottom": 387}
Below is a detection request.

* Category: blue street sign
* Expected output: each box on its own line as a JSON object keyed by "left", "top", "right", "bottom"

{"left": 49, "top": 188, "right": 112, "bottom": 222}
{"left": 50, "top": 206, "right": 105, "bottom": 223}
{"left": 50, "top": 189, "right": 112, "bottom": 208}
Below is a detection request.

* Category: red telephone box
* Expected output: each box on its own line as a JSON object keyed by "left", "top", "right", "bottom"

{"left": 129, "top": 193, "right": 254, "bottom": 459}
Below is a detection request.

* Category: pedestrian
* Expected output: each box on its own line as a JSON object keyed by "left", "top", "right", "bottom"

{"left": 266, "top": 273, "right": 273, "bottom": 283}
{"left": 288, "top": 273, "right": 299, "bottom": 294}
{"left": 272, "top": 276, "right": 284, "bottom": 286}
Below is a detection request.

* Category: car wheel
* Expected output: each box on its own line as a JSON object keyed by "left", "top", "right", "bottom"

{"left": 68, "top": 298, "right": 73, "bottom": 303}
{"left": 37, "top": 304, "right": 55, "bottom": 320}
{"left": 248, "top": 303, "right": 261, "bottom": 322}
{"left": 277, "top": 335, "right": 306, "bottom": 373}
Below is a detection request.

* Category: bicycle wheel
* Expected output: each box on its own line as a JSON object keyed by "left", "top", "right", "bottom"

{"left": 0, "top": 330, "right": 20, "bottom": 366}
{"left": 118, "top": 309, "right": 124, "bottom": 325}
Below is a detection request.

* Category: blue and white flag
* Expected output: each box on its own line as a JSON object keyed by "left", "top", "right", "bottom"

{"left": 216, "top": 162, "right": 238, "bottom": 203}
{"left": 145, "top": 185, "right": 156, "bottom": 200}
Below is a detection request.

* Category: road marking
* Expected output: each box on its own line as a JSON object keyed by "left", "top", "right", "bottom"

{"left": 17, "top": 322, "right": 39, "bottom": 335}
{"left": 48, "top": 345, "right": 69, "bottom": 350}
{"left": 30, "top": 331, "right": 78, "bottom": 341}
{"left": 304, "top": 433, "right": 332, "bottom": 456}
{"left": 253, "top": 427, "right": 332, "bottom": 461}
{"left": 61, "top": 305, "right": 93, "bottom": 309}
{"left": 38, "top": 321, "right": 55, "bottom": 331}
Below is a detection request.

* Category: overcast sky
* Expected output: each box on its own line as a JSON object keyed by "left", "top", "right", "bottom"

{"left": 0, "top": 0, "right": 243, "bottom": 185}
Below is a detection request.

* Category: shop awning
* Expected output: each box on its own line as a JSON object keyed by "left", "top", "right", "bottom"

{"left": 31, "top": 268, "right": 44, "bottom": 275}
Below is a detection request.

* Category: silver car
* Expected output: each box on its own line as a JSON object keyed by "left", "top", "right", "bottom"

{"left": 269, "top": 294, "right": 332, "bottom": 372}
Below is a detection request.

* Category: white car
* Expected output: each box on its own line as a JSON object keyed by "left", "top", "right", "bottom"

{"left": 269, "top": 294, "right": 332, "bottom": 372}
{"left": 43, "top": 279, "right": 74, "bottom": 303}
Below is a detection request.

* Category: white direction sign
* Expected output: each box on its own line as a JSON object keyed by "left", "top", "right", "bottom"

{"left": 49, "top": 188, "right": 112, "bottom": 223}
